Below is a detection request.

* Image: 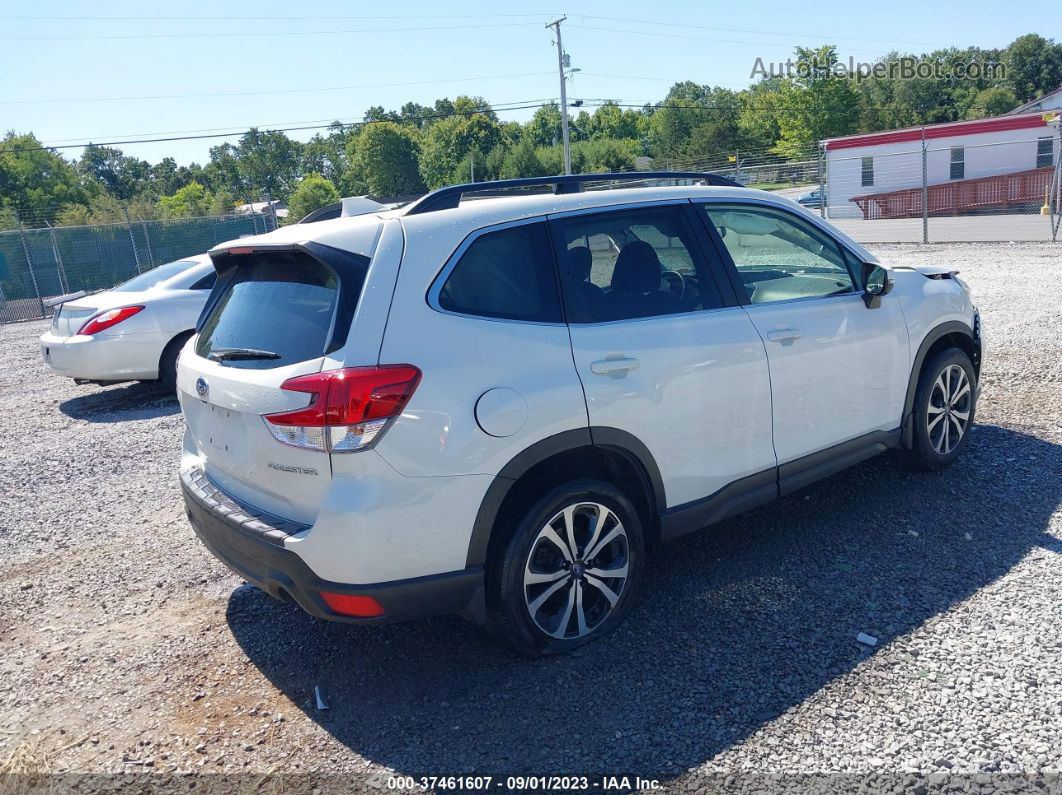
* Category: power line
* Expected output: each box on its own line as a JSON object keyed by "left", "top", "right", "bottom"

{"left": 0, "top": 71, "right": 555, "bottom": 105}
{"left": 37, "top": 99, "right": 561, "bottom": 147}
{"left": 0, "top": 13, "right": 559, "bottom": 21}
{"left": 2, "top": 102, "right": 551, "bottom": 154}
{"left": 0, "top": 21, "right": 541, "bottom": 42}
{"left": 569, "top": 14, "right": 948, "bottom": 48}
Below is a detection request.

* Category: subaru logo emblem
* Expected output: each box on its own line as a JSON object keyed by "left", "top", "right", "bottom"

{"left": 195, "top": 377, "right": 209, "bottom": 398}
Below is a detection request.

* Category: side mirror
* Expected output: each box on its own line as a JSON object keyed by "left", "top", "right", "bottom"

{"left": 861, "top": 263, "right": 893, "bottom": 308}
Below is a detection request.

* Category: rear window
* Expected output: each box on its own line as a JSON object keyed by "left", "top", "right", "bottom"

{"left": 436, "top": 222, "right": 561, "bottom": 322}
{"left": 112, "top": 260, "right": 197, "bottom": 292}
{"left": 195, "top": 250, "right": 353, "bottom": 369}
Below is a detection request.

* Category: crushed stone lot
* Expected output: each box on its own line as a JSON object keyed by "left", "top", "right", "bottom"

{"left": 1, "top": 242, "right": 1060, "bottom": 792}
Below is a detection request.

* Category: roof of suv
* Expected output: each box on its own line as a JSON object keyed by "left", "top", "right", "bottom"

{"left": 209, "top": 184, "right": 875, "bottom": 264}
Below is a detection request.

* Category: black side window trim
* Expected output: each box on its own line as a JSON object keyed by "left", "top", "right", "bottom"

{"left": 691, "top": 199, "right": 864, "bottom": 306}
{"left": 427, "top": 218, "right": 565, "bottom": 325}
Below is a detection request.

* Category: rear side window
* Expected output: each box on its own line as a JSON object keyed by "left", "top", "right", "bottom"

{"left": 437, "top": 222, "right": 561, "bottom": 322}
{"left": 190, "top": 271, "right": 217, "bottom": 290}
{"left": 196, "top": 250, "right": 349, "bottom": 369}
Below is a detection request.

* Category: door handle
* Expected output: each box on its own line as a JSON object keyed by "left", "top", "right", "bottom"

{"left": 766, "top": 329, "right": 802, "bottom": 344}
{"left": 591, "top": 356, "right": 640, "bottom": 375}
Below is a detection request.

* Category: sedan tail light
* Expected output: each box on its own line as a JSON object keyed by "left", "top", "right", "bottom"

{"left": 78, "top": 305, "right": 145, "bottom": 335}
{"left": 263, "top": 365, "right": 421, "bottom": 453}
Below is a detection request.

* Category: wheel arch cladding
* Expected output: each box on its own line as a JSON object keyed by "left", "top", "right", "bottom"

{"left": 465, "top": 428, "right": 665, "bottom": 571}
{"left": 901, "top": 320, "right": 979, "bottom": 448}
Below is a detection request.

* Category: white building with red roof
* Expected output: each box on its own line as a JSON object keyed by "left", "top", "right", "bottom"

{"left": 821, "top": 110, "right": 1059, "bottom": 219}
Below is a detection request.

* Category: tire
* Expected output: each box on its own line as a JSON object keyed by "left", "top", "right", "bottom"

{"left": 908, "top": 347, "right": 977, "bottom": 471}
{"left": 488, "top": 479, "right": 645, "bottom": 656}
{"left": 159, "top": 332, "right": 193, "bottom": 393}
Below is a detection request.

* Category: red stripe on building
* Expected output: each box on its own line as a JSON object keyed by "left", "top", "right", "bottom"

{"left": 823, "top": 113, "right": 1050, "bottom": 151}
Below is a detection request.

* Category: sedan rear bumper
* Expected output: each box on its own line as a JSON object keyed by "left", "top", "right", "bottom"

{"left": 180, "top": 466, "right": 485, "bottom": 624}
{"left": 39, "top": 330, "right": 162, "bottom": 381}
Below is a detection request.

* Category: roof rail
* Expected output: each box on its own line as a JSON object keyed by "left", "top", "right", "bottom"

{"left": 403, "top": 171, "right": 744, "bottom": 216}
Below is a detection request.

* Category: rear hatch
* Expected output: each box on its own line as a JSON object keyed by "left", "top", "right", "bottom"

{"left": 178, "top": 242, "right": 373, "bottom": 525}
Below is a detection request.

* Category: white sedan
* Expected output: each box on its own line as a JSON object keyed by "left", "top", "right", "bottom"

{"left": 40, "top": 254, "right": 216, "bottom": 390}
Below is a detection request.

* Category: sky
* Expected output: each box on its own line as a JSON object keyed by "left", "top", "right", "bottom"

{"left": 1, "top": 0, "right": 1057, "bottom": 166}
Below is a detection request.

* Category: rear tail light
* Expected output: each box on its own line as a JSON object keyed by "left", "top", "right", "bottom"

{"left": 263, "top": 365, "right": 421, "bottom": 453}
{"left": 78, "top": 305, "right": 145, "bottom": 335}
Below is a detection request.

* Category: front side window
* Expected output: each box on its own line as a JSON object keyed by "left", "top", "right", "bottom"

{"left": 437, "top": 222, "right": 560, "bottom": 322}
{"left": 950, "top": 146, "right": 965, "bottom": 180}
{"left": 701, "top": 204, "right": 856, "bottom": 304}
{"left": 1037, "top": 137, "right": 1053, "bottom": 169}
{"left": 551, "top": 206, "right": 722, "bottom": 323}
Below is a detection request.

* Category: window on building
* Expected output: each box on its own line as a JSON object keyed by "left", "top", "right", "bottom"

{"left": 950, "top": 146, "right": 965, "bottom": 180}
{"left": 860, "top": 156, "right": 874, "bottom": 187}
{"left": 1037, "top": 137, "right": 1054, "bottom": 169}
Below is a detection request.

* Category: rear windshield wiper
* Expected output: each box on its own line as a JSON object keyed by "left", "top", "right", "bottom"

{"left": 207, "top": 347, "right": 282, "bottom": 362}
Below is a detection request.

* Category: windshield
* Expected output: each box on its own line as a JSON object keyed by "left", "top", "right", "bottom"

{"left": 112, "top": 260, "right": 198, "bottom": 292}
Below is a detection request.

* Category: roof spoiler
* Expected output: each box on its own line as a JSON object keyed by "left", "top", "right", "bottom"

{"left": 403, "top": 171, "right": 744, "bottom": 216}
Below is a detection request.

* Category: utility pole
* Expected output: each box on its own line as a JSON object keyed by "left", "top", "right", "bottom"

{"left": 546, "top": 16, "right": 572, "bottom": 175}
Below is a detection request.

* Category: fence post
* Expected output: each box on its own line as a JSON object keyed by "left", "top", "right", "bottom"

{"left": 140, "top": 218, "right": 155, "bottom": 267}
{"left": 1052, "top": 125, "right": 1061, "bottom": 243}
{"left": 44, "top": 221, "right": 70, "bottom": 295}
{"left": 17, "top": 222, "right": 46, "bottom": 319}
{"left": 123, "top": 207, "right": 143, "bottom": 274}
{"left": 921, "top": 128, "right": 929, "bottom": 245}
{"left": 817, "top": 144, "right": 826, "bottom": 219}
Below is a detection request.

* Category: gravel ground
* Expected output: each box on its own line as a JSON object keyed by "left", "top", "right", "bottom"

{"left": 1, "top": 242, "right": 1060, "bottom": 793}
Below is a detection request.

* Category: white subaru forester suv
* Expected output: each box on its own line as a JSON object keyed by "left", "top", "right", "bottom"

{"left": 178, "top": 172, "right": 982, "bottom": 656}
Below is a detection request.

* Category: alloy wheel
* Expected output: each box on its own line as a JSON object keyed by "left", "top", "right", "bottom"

{"left": 927, "top": 363, "right": 972, "bottom": 455}
{"left": 523, "top": 502, "right": 630, "bottom": 640}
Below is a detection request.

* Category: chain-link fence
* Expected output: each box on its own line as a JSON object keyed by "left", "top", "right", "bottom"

{"left": 0, "top": 211, "right": 276, "bottom": 324}
{"left": 818, "top": 132, "right": 1062, "bottom": 244}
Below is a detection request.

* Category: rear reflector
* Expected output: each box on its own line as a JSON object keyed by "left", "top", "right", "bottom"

{"left": 319, "top": 592, "right": 386, "bottom": 618}
{"left": 78, "top": 305, "right": 144, "bottom": 335}
{"left": 263, "top": 365, "right": 421, "bottom": 453}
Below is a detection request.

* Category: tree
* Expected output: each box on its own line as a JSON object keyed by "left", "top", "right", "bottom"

{"left": 0, "top": 133, "right": 92, "bottom": 224}
{"left": 771, "top": 46, "right": 861, "bottom": 158}
{"left": 286, "top": 174, "right": 340, "bottom": 223}
{"left": 586, "top": 102, "right": 642, "bottom": 141}
{"left": 1005, "top": 34, "right": 1062, "bottom": 103}
{"left": 499, "top": 139, "right": 547, "bottom": 179}
{"left": 419, "top": 110, "right": 502, "bottom": 188}
{"left": 525, "top": 103, "right": 563, "bottom": 147}
{"left": 347, "top": 122, "right": 424, "bottom": 197}
{"left": 228, "top": 129, "right": 304, "bottom": 201}
{"left": 157, "top": 181, "right": 214, "bottom": 218}
{"left": 967, "top": 86, "right": 1019, "bottom": 118}
{"left": 649, "top": 82, "right": 718, "bottom": 157}
{"left": 78, "top": 145, "right": 152, "bottom": 200}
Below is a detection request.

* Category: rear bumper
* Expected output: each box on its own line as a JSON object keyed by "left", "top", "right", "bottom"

{"left": 39, "top": 330, "right": 161, "bottom": 381}
{"left": 180, "top": 466, "right": 485, "bottom": 624}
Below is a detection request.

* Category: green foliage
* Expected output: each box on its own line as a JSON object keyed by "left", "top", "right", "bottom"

{"left": 1004, "top": 34, "right": 1062, "bottom": 103}
{"left": 771, "top": 46, "right": 862, "bottom": 158}
{"left": 0, "top": 132, "right": 93, "bottom": 224}
{"left": 157, "top": 182, "right": 215, "bottom": 218}
{"left": 347, "top": 122, "right": 425, "bottom": 197}
{"left": 967, "top": 86, "right": 1020, "bottom": 118}
{"left": 499, "top": 139, "right": 547, "bottom": 179}
{"left": 285, "top": 173, "right": 340, "bottom": 223}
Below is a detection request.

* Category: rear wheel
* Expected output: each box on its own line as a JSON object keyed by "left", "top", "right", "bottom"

{"left": 489, "top": 480, "right": 644, "bottom": 656}
{"left": 159, "top": 331, "right": 193, "bottom": 392}
{"left": 909, "top": 348, "right": 976, "bottom": 470}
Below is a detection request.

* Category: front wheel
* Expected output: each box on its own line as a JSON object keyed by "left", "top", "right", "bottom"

{"left": 489, "top": 480, "right": 644, "bottom": 656}
{"left": 909, "top": 348, "right": 977, "bottom": 470}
